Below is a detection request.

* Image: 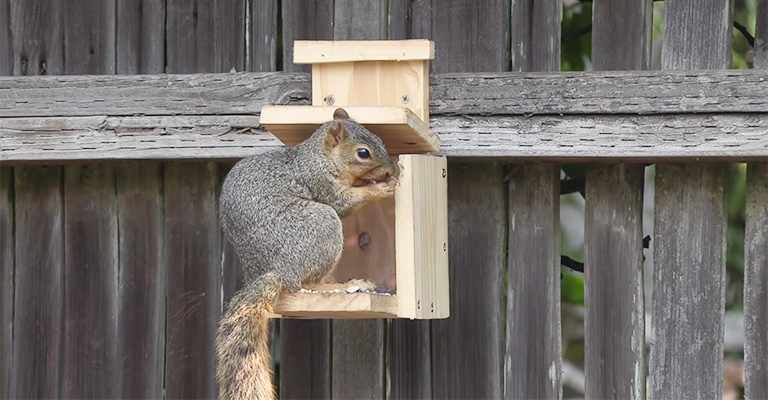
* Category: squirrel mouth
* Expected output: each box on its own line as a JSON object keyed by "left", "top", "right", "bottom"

{"left": 353, "top": 178, "right": 383, "bottom": 187}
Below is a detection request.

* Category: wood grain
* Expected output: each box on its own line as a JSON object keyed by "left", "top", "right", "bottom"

{"left": 62, "top": 0, "right": 115, "bottom": 75}
{"left": 250, "top": 0, "right": 277, "bottom": 72}
{"left": 280, "top": 320, "right": 331, "bottom": 399}
{"left": 61, "top": 164, "right": 119, "bottom": 399}
{"left": 650, "top": 1, "right": 731, "bottom": 398}
{"left": 506, "top": 164, "right": 561, "bottom": 399}
{"left": 744, "top": 163, "right": 768, "bottom": 399}
{"left": 585, "top": 1, "right": 649, "bottom": 398}
{"left": 11, "top": 166, "right": 64, "bottom": 399}
{"left": 0, "top": 167, "right": 13, "bottom": 399}
{"left": 0, "top": 0, "right": 11, "bottom": 75}
{"left": 281, "top": 0, "right": 333, "bottom": 72}
{"left": 506, "top": 1, "right": 562, "bottom": 398}
{"left": 332, "top": 320, "right": 386, "bottom": 399}
{"left": 164, "top": 162, "right": 221, "bottom": 399}
{"left": 116, "top": 0, "right": 165, "bottom": 74}
{"left": 8, "top": 0, "right": 64, "bottom": 75}
{"left": 115, "top": 162, "right": 165, "bottom": 399}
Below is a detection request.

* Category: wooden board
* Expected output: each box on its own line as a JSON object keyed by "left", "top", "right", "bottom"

{"left": 61, "top": 164, "right": 119, "bottom": 398}
{"left": 260, "top": 105, "right": 440, "bottom": 153}
{"left": 274, "top": 292, "right": 397, "bottom": 319}
{"left": 11, "top": 166, "right": 64, "bottom": 399}
{"left": 294, "top": 39, "right": 433, "bottom": 64}
{"left": 332, "top": 320, "right": 385, "bottom": 398}
{"left": 395, "top": 155, "right": 449, "bottom": 319}
{"left": 649, "top": 1, "right": 731, "bottom": 398}
{"left": 115, "top": 162, "right": 165, "bottom": 399}
{"left": 584, "top": 1, "right": 649, "bottom": 399}
{"left": 279, "top": 319, "right": 331, "bottom": 399}
{"left": 0, "top": 167, "right": 13, "bottom": 399}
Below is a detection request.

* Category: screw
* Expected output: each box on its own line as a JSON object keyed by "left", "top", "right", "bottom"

{"left": 401, "top": 94, "right": 410, "bottom": 104}
{"left": 443, "top": 243, "right": 447, "bottom": 252}
{"left": 417, "top": 300, "right": 421, "bottom": 310}
{"left": 442, "top": 168, "right": 447, "bottom": 178}
{"left": 324, "top": 94, "right": 335, "bottom": 105}
{"left": 431, "top": 303, "right": 435, "bottom": 313}
{"left": 358, "top": 232, "right": 371, "bottom": 250}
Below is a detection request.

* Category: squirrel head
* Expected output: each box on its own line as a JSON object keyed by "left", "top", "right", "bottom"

{"left": 322, "top": 108, "right": 397, "bottom": 188}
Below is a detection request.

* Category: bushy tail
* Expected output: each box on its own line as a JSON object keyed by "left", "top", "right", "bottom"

{"left": 216, "top": 273, "right": 282, "bottom": 400}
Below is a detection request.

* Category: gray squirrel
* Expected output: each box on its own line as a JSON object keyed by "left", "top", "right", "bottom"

{"left": 216, "top": 108, "right": 397, "bottom": 400}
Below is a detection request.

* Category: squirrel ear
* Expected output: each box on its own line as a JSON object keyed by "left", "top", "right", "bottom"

{"left": 326, "top": 120, "right": 346, "bottom": 148}
{"left": 333, "top": 108, "right": 350, "bottom": 120}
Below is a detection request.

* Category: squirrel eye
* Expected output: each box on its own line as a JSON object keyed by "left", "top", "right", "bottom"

{"left": 357, "top": 148, "right": 371, "bottom": 159}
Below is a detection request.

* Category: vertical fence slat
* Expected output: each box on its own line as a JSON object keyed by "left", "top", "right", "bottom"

{"left": 0, "top": 167, "right": 13, "bottom": 399}
{"left": 745, "top": 163, "right": 768, "bottom": 399}
{"left": 116, "top": 162, "right": 165, "bottom": 399}
{"left": 61, "top": 164, "right": 119, "bottom": 398}
{"left": 116, "top": 0, "right": 165, "bottom": 74}
{"left": 419, "top": 2, "right": 508, "bottom": 399}
{"left": 0, "top": 0, "right": 11, "bottom": 75}
{"left": 278, "top": 3, "right": 334, "bottom": 397}
{"left": 8, "top": 2, "right": 64, "bottom": 398}
{"left": 650, "top": 1, "right": 732, "bottom": 398}
{"left": 745, "top": 3, "right": 768, "bottom": 397}
{"left": 11, "top": 166, "right": 64, "bottom": 399}
{"left": 506, "top": 1, "right": 561, "bottom": 399}
{"left": 585, "top": 1, "right": 650, "bottom": 399}
{"left": 62, "top": 0, "right": 115, "bottom": 75}
{"left": 250, "top": 0, "right": 278, "bottom": 72}
{"left": 281, "top": 0, "right": 334, "bottom": 72}
{"left": 164, "top": 163, "right": 221, "bottom": 399}
{"left": 333, "top": 0, "right": 387, "bottom": 41}
{"left": 506, "top": 164, "right": 561, "bottom": 399}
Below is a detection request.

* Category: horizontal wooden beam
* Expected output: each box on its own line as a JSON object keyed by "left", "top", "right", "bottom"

{"left": 2, "top": 70, "right": 768, "bottom": 162}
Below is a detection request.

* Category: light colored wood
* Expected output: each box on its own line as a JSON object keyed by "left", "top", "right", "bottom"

{"left": 395, "top": 155, "right": 449, "bottom": 319}
{"left": 273, "top": 292, "right": 398, "bottom": 319}
{"left": 293, "top": 39, "right": 434, "bottom": 64}
{"left": 260, "top": 105, "right": 440, "bottom": 153}
{"left": 312, "top": 60, "right": 430, "bottom": 121}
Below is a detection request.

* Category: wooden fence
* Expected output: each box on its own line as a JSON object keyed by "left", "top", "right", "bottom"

{"left": 0, "top": 0, "right": 767, "bottom": 399}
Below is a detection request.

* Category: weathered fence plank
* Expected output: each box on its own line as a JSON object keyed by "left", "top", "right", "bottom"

{"left": 423, "top": 2, "right": 508, "bottom": 398}
{"left": 61, "top": 164, "right": 119, "bottom": 398}
{"left": 115, "top": 162, "right": 165, "bottom": 399}
{"left": 4, "top": 70, "right": 768, "bottom": 117}
{"left": 0, "top": 167, "right": 12, "bottom": 399}
{"left": 11, "top": 166, "right": 64, "bottom": 399}
{"left": 650, "top": 0, "right": 732, "bottom": 398}
{"left": 250, "top": 0, "right": 278, "bottom": 72}
{"left": 8, "top": 0, "right": 64, "bottom": 76}
{"left": 332, "top": 320, "right": 386, "bottom": 399}
{"left": 164, "top": 162, "right": 221, "bottom": 399}
{"left": 585, "top": 1, "right": 649, "bottom": 398}
{"left": 506, "top": 1, "right": 561, "bottom": 398}
{"left": 62, "top": 0, "right": 115, "bottom": 75}
{"left": 745, "top": 162, "right": 768, "bottom": 399}
{"left": 506, "top": 165, "right": 561, "bottom": 399}
{"left": 0, "top": 0, "right": 11, "bottom": 75}
{"left": 745, "top": 4, "right": 768, "bottom": 397}
{"left": 281, "top": 0, "right": 333, "bottom": 72}
{"left": 116, "top": 0, "right": 165, "bottom": 75}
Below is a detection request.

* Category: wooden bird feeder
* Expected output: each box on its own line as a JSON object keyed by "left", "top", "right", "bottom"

{"left": 261, "top": 40, "right": 449, "bottom": 319}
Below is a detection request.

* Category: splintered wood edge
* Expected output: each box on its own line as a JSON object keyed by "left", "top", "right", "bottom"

{"left": 294, "top": 40, "right": 435, "bottom": 64}
{"left": 272, "top": 292, "right": 398, "bottom": 319}
{"left": 260, "top": 106, "right": 440, "bottom": 153}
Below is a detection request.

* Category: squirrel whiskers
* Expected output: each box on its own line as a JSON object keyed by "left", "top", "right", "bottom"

{"left": 216, "top": 109, "right": 397, "bottom": 399}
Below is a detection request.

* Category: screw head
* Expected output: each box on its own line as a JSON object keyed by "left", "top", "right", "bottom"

{"left": 401, "top": 94, "right": 410, "bottom": 104}
{"left": 324, "top": 94, "right": 335, "bottom": 105}
{"left": 358, "top": 232, "right": 371, "bottom": 250}
{"left": 442, "top": 168, "right": 447, "bottom": 178}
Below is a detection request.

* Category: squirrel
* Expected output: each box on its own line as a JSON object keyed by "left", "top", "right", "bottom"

{"left": 216, "top": 108, "right": 398, "bottom": 400}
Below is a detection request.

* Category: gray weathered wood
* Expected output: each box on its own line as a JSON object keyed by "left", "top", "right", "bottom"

{"left": 745, "top": 163, "right": 768, "bottom": 399}
{"left": 8, "top": 0, "right": 64, "bottom": 75}
{"left": 280, "top": 320, "right": 331, "bottom": 399}
{"left": 423, "top": 2, "right": 507, "bottom": 398}
{"left": 116, "top": 0, "right": 165, "bottom": 74}
{"left": 584, "top": 1, "right": 649, "bottom": 398}
{"left": 250, "top": 0, "right": 278, "bottom": 72}
{"left": 506, "top": 2, "right": 561, "bottom": 398}
{"left": 62, "top": 0, "right": 115, "bottom": 75}
{"left": 166, "top": 0, "right": 246, "bottom": 73}
{"left": 0, "top": 0, "right": 11, "bottom": 75}
{"left": 115, "top": 162, "right": 165, "bottom": 399}
{"left": 388, "top": 319, "right": 432, "bottom": 399}
{"left": 332, "top": 320, "right": 386, "bottom": 399}
{"left": 745, "top": 3, "right": 768, "bottom": 397}
{"left": 61, "top": 164, "right": 119, "bottom": 398}
{"left": 506, "top": 164, "right": 561, "bottom": 399}
{"left": 333, "top": 0, "right": 387, "bottom": 41}
{"left": 164, "top": 162, "right": 221, "bottom": 399}
{"left": 281, "top": 0, "right": 333, "bottom": 72}
{"left": 0, "top": 167, "right": 12, "bottom": 399}
{"left": 649, "top": 1, "right": 731, "bottom": 398}
{"left": 3, "top": 113, "right": 768, "bottom": 163}
{"left": 11, "top": 166, "right": 64, "bottom": 399}
{"left": 2, "top": 70, "right": 768, "bottom": 118}
{"left": 584, "top": 165, "right": 645, "bottom": 399}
